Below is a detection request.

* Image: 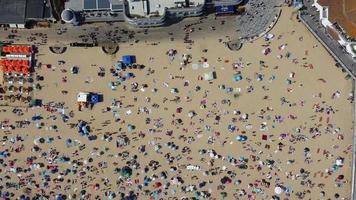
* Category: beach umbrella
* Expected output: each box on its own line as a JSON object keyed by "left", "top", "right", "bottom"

{"left": 120, "top": 166, "right": 132, "bottom": 177}
{"left": 274, "top": 187, "right": 283, "bottom": 194}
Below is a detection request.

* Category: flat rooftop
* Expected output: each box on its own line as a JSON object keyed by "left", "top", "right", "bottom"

{"left": 318, "top": 0, "right": 356, "bottom": 38}
{"left": 0, "top": 0, "right": 51, "bottom": 24}
{"left": 128, "top": 0, "right": 204, "bottom": 17}
{"left": 65, "top": 0, "right": 124, "bottom": 11}
{"left": 0, "top": 0, "right": 26, "bottom": 24}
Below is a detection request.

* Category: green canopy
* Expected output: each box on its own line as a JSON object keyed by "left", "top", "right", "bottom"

{"left": 120, "top": 166, "right": 132, "bottom": 177}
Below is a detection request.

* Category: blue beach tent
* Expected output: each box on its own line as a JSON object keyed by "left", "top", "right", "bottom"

{"left": 122, "top": 55, "right": 136, "bottom": 66}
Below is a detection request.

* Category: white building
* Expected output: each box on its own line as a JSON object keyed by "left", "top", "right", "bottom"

{"left": 313, "top": 0, "right": 356, "bottom": 58}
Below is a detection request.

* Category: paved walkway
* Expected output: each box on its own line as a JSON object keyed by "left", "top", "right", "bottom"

{"left": 235, "top": 0, "right": 282, "bottom": 40}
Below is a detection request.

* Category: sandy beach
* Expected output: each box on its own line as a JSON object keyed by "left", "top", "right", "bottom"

{"left": 0, "top": 7, "right": 354, "bottom": 200}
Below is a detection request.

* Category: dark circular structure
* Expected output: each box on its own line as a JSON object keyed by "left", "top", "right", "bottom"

{"left": 102, "top": 44, "right": 119, "bottom": 55}
{"left": 226, "top": 40, "right": 243, "bottom": 51}
{"left": 49, "top": 46, "right": 67, "bottom": 54}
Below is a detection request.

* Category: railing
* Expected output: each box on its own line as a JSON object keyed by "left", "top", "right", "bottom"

{"left": 167, "top": 4, "right": 205, "bottom": 17}
{"left": 212, "top": 0, "right": 244, "bottom": 6}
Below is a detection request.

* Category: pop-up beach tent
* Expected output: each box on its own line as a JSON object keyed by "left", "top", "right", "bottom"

{"left": 122, "top": 55, "right": 136, "bottom": 66}
{"left": 77, "top": 92, "right": 89, "bottom": 102}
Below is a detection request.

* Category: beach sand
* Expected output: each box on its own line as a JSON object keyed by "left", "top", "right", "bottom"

{"left": 0, "top": 7, "right": 353, "bottom": 200}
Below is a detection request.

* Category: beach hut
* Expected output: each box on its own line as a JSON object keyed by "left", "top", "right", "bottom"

{"left": 122, "top": 55, "right": 136, "bottom": 66}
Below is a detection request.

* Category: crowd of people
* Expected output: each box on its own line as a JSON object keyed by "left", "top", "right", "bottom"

{"left": 0, "top": 2, "right": 354, "bottom": 200}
